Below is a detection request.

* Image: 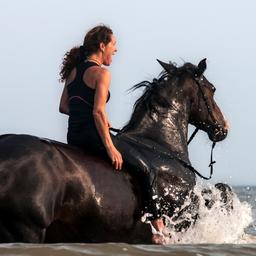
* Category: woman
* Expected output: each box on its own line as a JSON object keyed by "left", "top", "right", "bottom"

{"left": 59, "top": 25, "right": 165, "bottom": 244}
{"left": 59, "top": 25, "right": 122, "bottom": 170}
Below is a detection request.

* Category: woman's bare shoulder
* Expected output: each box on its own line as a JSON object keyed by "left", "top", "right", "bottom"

{"left": 93, "top": 66, "right": 110, "bottom": 75}
{"left": 90, "top": 66, "right": 111, "bottom": 82}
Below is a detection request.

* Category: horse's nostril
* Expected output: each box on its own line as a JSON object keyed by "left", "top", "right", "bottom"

{"left": 218, "top": 128, "right": 228, "bottom": 140}
{"left": 210, "top": 126, "right": 228, "bottom": 142}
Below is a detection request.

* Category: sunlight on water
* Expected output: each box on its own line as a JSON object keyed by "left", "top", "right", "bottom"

{"left": 146, "top": 183, "right": 253, "bottom": 244}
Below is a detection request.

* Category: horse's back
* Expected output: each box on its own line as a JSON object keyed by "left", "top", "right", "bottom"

{"left": 0, "top": 134, "right": 141, "bottom": 243}
{"left": 0, "top": 134, "right": 99, "bottom": 208}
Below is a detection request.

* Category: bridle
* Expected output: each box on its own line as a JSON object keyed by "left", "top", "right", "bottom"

{"left": 186, "top": 75, "right": 217, "bottom": 180}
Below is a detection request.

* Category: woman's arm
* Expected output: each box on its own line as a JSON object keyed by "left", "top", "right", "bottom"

{"left": 59, "top": 84, "right": 70, "bottom": 115}
{"left": 93, "top": 68, "right": 123, "bottom": 170}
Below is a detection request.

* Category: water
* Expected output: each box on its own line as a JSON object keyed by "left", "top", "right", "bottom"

{"left": 0, "top": 185, "right": 256, "bottom": 256}
{"left": 0, "top": 243, "right": 256, "bottom": 256}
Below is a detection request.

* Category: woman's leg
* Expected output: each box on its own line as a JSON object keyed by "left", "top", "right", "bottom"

{"left": 137, "top": 171, "right": 165, "bottom": 244}
{"left": 68, "top": 128, "right": 110, "bottom": 160}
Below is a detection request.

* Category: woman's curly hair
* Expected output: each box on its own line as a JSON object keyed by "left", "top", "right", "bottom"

{"left": 59, "top": 25, "right": 113, "bottom": 82}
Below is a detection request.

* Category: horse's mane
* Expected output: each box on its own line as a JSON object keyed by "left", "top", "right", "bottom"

{"left": 120, "top": 62, "right": 197, "bottom": 133}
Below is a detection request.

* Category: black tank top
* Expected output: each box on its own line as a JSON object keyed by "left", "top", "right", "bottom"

{"left": 67, "top": 61, "right": 110, "bottom": 132}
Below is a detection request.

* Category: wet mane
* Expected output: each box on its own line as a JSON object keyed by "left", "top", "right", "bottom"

{"left": 121, "top": 62, "right": 197, "bottom": 133}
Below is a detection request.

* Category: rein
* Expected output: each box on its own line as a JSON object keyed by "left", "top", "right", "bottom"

{"left": 111, "top": 125, "right": 215, "bottom": 180}
{"left": 187, "top": 127, "right": 216, "bottom": 180}
{"left": 120, "top": 134, "right": 216, "bottom": 180}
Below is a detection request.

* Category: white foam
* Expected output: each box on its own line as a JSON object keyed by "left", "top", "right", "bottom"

{"left": 147, "top": 183, "right": 254, "bottom": 244}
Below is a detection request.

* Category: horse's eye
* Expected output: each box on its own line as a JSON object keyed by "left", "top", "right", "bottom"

{"left": 212, "top": 87, "right": 216, "bottom": 93}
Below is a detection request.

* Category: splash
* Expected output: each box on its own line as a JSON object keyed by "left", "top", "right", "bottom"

{"left": 145, "top": 183, "right": 253, "bottom": 244}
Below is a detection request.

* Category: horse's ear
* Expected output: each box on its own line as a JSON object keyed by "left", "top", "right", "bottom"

{"left": 195, "top": 58, "right": 207, "bottom": 77}
{"left": 157, "top": 59, "right": 176, "bottom": 74}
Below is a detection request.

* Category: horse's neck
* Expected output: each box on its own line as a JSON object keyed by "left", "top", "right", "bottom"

{"left": 123, "top": 97, "right": 190, "bottom": 159}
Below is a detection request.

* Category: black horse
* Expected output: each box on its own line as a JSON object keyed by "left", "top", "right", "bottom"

{"left": 0, "top": 59, "right": 228, "bottom": 243}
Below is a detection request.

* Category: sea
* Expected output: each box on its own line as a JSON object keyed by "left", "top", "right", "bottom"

{"left": 0, "top": 185, "right": 256, "bottom": 256}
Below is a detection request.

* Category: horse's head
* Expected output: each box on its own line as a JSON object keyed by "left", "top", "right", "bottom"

{"left": 158, "top": 59, "right": 228, "bottom": 142}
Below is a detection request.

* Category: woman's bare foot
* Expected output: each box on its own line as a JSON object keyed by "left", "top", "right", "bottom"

{"left": 151, "top": 218, "right": 165, "bottom": 244}
{"left": 152, "top": 233, "right": 166, "bottom": 244}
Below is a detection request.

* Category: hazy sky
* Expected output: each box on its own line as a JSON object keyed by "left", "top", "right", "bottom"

{"left": 0, "top": 0, "right": 255, "bottom": 185}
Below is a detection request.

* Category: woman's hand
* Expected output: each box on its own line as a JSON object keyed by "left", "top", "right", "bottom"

{"left": 106, "top": 145, "right": 123, "bottom": 171}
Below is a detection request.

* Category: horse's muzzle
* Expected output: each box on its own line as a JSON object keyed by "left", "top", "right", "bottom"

{"left": 209, "top": 125, "right": 228, "bottom": 142}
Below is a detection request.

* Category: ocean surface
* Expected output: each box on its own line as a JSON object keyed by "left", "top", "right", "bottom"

{"left": 0, "top": 185, "right": 256, "bottom": 256}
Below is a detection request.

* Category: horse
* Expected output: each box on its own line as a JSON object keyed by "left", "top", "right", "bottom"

{"left": 0, "top": 59, "right": 228, "bottom": 243}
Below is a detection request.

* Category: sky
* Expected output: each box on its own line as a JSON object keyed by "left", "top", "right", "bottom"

{"left": 0, "top": 0, "right": 255, "bottom": 185}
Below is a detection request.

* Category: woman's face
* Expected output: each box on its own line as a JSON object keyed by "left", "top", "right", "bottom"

{"left": 102, "top": 34, "right": 117, "bottom": 66}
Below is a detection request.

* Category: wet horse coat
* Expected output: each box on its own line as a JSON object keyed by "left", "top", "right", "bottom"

{"left": 0, "top": 59, "right": 228, "bottom": 243}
